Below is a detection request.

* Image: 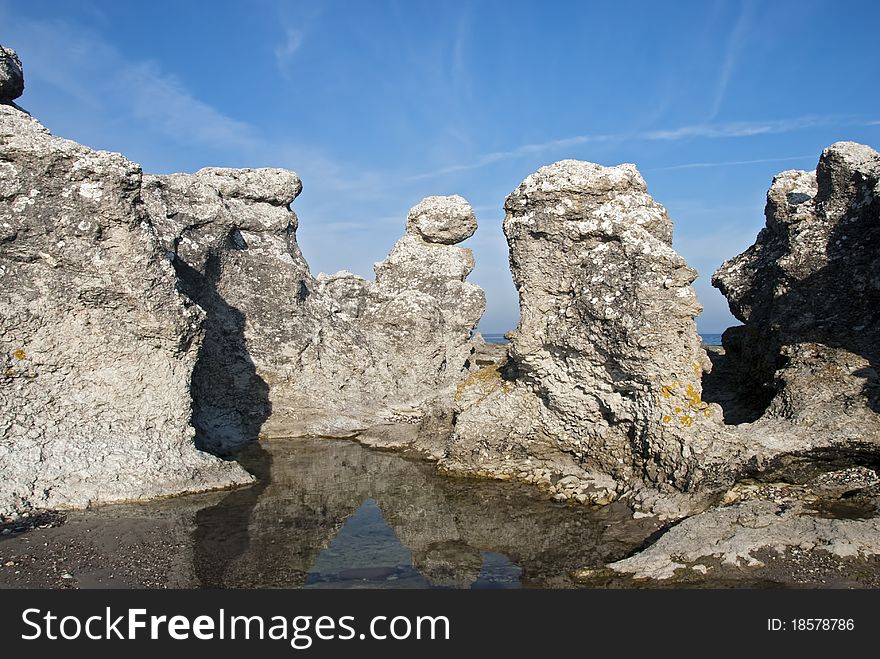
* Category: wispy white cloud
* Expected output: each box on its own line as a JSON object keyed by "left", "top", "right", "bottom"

{"left": 114, "top": 62, "right": 259, "bottom": 151}
{"left": 643, "top": 116, "right": 833, "bottom": 140}
{"left": 272, "top": 3, "right": 323, "bottom": 77}
{"left": 406, "top": 134, "right": 614, "bottom": 180}
{"left": 709, "top": 0, "right": 754, "bottom": 119}
{"left": 654, "top": 154, "right": 816, "bottom": 171}
{"left": 409, "top": 116, "right": 840, "bottom": 180}
{"left": 274, "top": 27, "right": 305, "bottom": 72}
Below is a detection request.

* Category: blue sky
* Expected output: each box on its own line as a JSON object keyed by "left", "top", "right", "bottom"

{"left": 3, "top": 0, "right": 879, "bottom": 333}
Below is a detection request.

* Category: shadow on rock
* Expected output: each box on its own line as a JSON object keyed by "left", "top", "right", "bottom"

{"left": 701, "top": 346, "right": 769, "bottom": 425}
{"left": 175, "top": 252, "right": 272, "bottom": 455}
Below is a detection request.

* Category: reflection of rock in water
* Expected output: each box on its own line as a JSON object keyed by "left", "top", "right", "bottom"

{"left": 0, "top": 437, "right": 660, "bottom": 589}
{"left": 208, "top": 437, "right": 659, "bottom": 588}
{"left": 304, "top": 499, "right": 432, "bottom": 589}
{"left": 193, "top": 442, "right": 272, "bottom": 588}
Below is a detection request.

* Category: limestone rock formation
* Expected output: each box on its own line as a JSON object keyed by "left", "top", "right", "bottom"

{"left": 406, "top": 195, "right": 477, "bottom": 244}
{"left": 0, "top": 46, "right": 24, "bottom": 103}
{"left": 445, "top": 160, "right": 737, "bottom": 507}
{"left": 0, "top": 103, "right": 251, "bottom": 518}
{"left": 610, "top": 495, "right": 880, "bottom": 581}
{"left": 0, "top": 45, "right": 485, "bottom": 517}
{"left": 285, "top": 194, "right": 485, "bottom": 436}
{"left": 712, "top": 142, "right": 880, "bottom": 437}
{"left": 143, "top": 178, "right": 485, "bottom": 447}
{"left": 141, "top": 167, "right": 312, "bottom": 453}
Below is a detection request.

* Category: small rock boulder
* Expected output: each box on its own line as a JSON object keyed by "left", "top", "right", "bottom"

{"left": 406, "top": 195, "right": 477, "bottom": 244}
{"left": 0, "top": 47, "right": 24, "bottom": 102}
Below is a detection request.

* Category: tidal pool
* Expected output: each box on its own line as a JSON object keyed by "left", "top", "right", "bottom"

{"left": 0, "top": 437, "right": 661, "bottom": 589}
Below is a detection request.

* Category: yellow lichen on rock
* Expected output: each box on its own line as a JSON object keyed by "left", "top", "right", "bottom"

{"left": 658, "top": 379, "right": 712, "bottom": 426}
{"left": 455, "top": 366, "right": 512, "bottom": 403}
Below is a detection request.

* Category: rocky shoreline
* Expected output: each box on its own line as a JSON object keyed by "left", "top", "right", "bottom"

{"left": 3, "top": 48, "right": 880, "bottom": 586}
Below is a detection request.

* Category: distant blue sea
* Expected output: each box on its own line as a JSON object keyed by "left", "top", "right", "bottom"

{"left": 700, "top": 333, "right": 723, "bottom": 347}
{"left": 480, "top": 332, "right": 724, "bottom": 346}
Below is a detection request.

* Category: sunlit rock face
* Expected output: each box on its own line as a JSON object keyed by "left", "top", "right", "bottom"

{"left": 144, "top": 178, "right": 485, "bottom": 448}
{"left": 273, "top": 194, "right": 484, "bottom": 439}
{"left": 0, "top": 104, "right": 251, "bottom": 518}
{"left": 446, "top": 160, "right": 738, "bottom": 509}
{"left": 142, "top": 167, "right": 314, "bottom": 453}
{"left": 713, "top": 142, "right": 880, "bottom": 434}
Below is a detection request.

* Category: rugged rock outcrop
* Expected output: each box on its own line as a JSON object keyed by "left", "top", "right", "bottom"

{"left": 0, "top": 103, "right": 251, "bottom": 518}
{"left": 0, "top": 50, "right": 485, "bottom": 516}
{"left": 0, "top": 46, "right": 24, "bottom": 103}
{"left": 601, "top": 143, "right": 880, "bottom": 582}
{"left": 5, "top": 41, "right": 878, "bottom": 565}
{"left": 610, "top": 481, "right": 880, "bottom": 581}
{"left": 444, "top": 161, "right": 741, "bottom": 509}
{"left": 143, "top": 179, "right": 485, "bottom": 449}
{"left": 280, "top": 194, "right": 484, "bottom": 437}
{"left": 141, "top": 168, "right": 311, "bottom": 453}
{"left": 712, "top": 142, "right": 880, "bottom": 438}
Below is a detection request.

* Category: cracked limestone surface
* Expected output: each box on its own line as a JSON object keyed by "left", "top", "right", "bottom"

{"left": 142, "top": 167, "right": 312, "bottom": 454}
{"left": 290, "top": 194, "right": 485, "bottom": 437}
{"left": 599, "top": 144, "right": 880, "bottom": 572}
{"left": 0, "top": 103, "right": 251, "bottom": 518}
{"left": 609, "top": 497, "right": 880, "bottom": 581}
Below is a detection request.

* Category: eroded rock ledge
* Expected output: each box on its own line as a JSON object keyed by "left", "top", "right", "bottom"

{"left": 142, "top": 172, "right": 484, "bottom": 451}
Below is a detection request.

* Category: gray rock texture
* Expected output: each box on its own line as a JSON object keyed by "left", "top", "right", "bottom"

{"left": 406, "top": 195, "right": 477, "bottom": 244}
{"left": 269, "top": 194, "right": 484, "bottom": 438}
{"left": 5, "top": 38, "right": 878, "bottom": 572}
{"left": 443, "top": 160, "right": 740, "bottom": 508}
{"left": 712, "top": 142, "right": 880, "bottom": 439}
{"left": 0, "top": 46, "right": 484, "bottom": 515}
{"left": 143, "top": 180, "right": 484, "bottom": 448}
{"left": 0, "top": 46, "right": 24, "bottom": 103}
{"left": 610, "top": 497, "right": 880, "bottom": 581}
{"left": 607, "top": 143, "right": 880, "bottom": 579}
{"left": 141, "top": 167, "right": 311, "bottom": 454}
{"left": 0, "top": 104, "right": 251, "bottom": 518}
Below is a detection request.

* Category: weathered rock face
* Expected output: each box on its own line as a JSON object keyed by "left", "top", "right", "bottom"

{"left": 713, "top": 142, "right": 880, "bottom": 433}
{"left": 0, "top": 104, "right": 251, "bottom": 518}
{"left": 142, "top": 168, "right": 312, "bottom": 454}
{"left": 446, "top": 161, "right": 732, "bottom": 505}
{"left": 406, "top": 195, "right": 477, "bottom": 244}
{"left": 609, "top": 469, "right": 880, "bottom": 582}
{"left": 143, "top": 180, "right": 485, "bottom": 447}
{"left": 284, "top": 194, "right": 485, "bottom": 436}
{"left": 0, "top": 46, "right": 24, "bottom": 103}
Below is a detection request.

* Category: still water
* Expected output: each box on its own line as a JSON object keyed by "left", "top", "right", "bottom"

{"left": 193, "top": 439, "right": 658, "bottom": 588}
{"left": 0, "top": 438, "right": 659, "bottom": 589}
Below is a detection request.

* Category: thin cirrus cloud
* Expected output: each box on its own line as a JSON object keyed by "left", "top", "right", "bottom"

{"left": 114, "top": 61, "right": 260, "bottom": 152}
{"left": 7, "top": 11, "right": 263, "bottom": 155}
{"left": 407, "top": 115, "right": 845, "bottom": 181}
{"left": 274, "top": 27, "right": 305, "bottom": 73}
{"left": 654, "top": 154, "right": 817, "bottom": 172}
{"left": 6, "top": 11, "right": 393, "bottom": 201}
{"left": 708, "top": 0, "right": 754, "bottom": 120}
